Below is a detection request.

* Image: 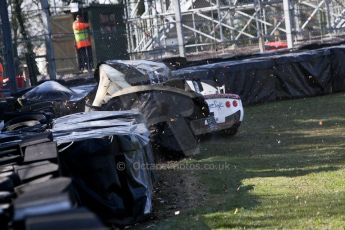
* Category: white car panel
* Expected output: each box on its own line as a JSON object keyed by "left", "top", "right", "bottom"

{"left": 187, "top": 80, "right": 244, "bottom": 126}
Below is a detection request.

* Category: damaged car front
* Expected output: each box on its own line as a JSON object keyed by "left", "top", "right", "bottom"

{"left": 90, "top": 60, "right": 242, "bottom": 158}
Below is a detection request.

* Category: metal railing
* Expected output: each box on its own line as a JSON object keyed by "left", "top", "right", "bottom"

{"left": 125, "top": 0, "right": 345, "bottom": 60}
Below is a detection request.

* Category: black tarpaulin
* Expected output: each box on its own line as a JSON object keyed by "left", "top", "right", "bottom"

{"left": 52, "top": 110, "right": 148, "bottom": 144}
{"left": 172, "top": 45, "right": 345, "bottom": 105}
{"left": 213, "top": 58, "right": 276, "bottom": 104}
{"left": 172, "top": 57, "right": 276, "bottom": 104}
{"left": 18, "top": 81, "right": 96, "bottom": 117}
{"left": 273, "top": 49, "right": 332, "bottom": 99}
{"left": 330, "top": 45, "right": 345, "bottom": 92}
{"left": 21, "top": 81, "right": 84, "bottom": 102}
{"left": 101, "top": 87, "right": 202, "bottom": 156}
{"left": 103, "top": 88, "right": 198, "bottom": 126}
{"left": 52, "top": 111, "right": 154, "bottom": 225}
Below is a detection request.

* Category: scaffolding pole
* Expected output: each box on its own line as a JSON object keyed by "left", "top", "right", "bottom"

{"left": 40, "top": 0, "right": 57, "bottom": 80}
{"left": 173, "top": 0, "right": 185, "bottom": 57}
{"left": 0, "top": 0, "right": 17, "bottom": 92}
{"left": 283, "top": 0, "right": 294, "bottom": 48}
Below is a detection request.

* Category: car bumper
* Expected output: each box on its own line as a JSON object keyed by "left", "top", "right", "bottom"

{"left": 190, "top": 110, "right": 241, "bottom": 136}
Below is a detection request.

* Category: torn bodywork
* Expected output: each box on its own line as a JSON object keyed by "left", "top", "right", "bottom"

{"left": 91, "top": 60, "right": 243, "bottom": 157}
{"left": 92, "top": 61, "right": 208, "bottom": 157}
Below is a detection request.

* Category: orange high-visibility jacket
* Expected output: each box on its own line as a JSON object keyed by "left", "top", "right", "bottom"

{"left": 73, "top": 21, "right": 91, "bottom": 49}
{"left": 0, "top": 63, "right": 4, "bottom": 85}
{"left": 0, "top": 63, "right": 3, "bottom": 97}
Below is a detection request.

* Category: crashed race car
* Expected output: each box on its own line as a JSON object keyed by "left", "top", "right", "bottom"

{"left": 91, "top": 60, "right": 244, "bottom": 157}
{"left": 186, "top": 80, "right": 244, "bottom": 135}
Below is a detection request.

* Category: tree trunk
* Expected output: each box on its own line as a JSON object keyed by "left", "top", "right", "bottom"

{"left": 13, "top": 0, "right": 40, "bottom": 85}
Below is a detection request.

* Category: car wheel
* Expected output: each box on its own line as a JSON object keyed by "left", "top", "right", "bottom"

{"left": 3, "top": 114, "right": 47, "bottom": 131}
{"left": 223, "top": 123, "right": 240, "bottom": 136}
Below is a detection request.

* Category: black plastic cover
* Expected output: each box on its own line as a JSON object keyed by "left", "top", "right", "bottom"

{"left": 172, "top": 45, "right": 345, "bottom": 105}
{"left": 52, "top": 111, "right": 154, "bottom": 225}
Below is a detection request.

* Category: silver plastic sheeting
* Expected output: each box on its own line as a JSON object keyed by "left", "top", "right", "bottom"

{"left": 52, "top": 110, "right": 149, "bottom": 145}
{"left": 104, "top": 60, "right": 170, "bottom": 85}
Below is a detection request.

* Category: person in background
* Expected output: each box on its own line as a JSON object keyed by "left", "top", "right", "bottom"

{"left": 0, "top": 59, "right": 4, "bottom": 97}
{"left": 73, "top": 15, "right": 93, "bottom": 72}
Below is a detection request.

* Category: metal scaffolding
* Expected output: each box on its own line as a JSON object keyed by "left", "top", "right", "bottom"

{"left": 125, "top": 0, "right": 345, "bottom": 60}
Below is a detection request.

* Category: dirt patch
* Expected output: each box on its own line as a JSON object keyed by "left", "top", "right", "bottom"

{"left": 153, "top": 161, "right": 208, "bottom": 217}
{"left": 132, "top": 160, "right": 208, "bottom": 229}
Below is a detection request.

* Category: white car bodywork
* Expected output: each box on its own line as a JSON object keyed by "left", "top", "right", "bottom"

{"left": 91, "top": 60, "right": 243, "bottom": 138}
{"left": 187, "top": 80, "right": 244, "bottom": 126}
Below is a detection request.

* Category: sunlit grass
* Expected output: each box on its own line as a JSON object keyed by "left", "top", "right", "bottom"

{"left": 149, "top": 93, "right": 345, "bottom": 229}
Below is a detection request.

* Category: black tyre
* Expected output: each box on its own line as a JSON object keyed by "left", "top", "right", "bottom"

{"left": 222, "top": 123, "right": 241, "bottom": 136}
{"left": 3, "top": 114, "right": 48, "bottom": 131}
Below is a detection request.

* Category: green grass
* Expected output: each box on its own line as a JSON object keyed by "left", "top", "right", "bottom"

{"left": 149, "top": 93, "right": 345, "bottom": 229}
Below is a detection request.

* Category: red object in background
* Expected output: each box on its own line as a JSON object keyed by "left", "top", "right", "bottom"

{"left": 0, "top": 63, "right": 4, "bottom": 97}
{"left": 0, "top": 63, "right": 25, "bottom": 97}
{"left": 265, "top": 41, "right": 288, "bottom": 50}
{"left": 0, "top": 63, "right": 3, "bottom": 83}
{"left": 16, "top": 75, "right": 25, "bottom": 88}
{"left": 1, "top": 76, "right": 25, "bottom": 88}
{"left": 0, "top": 63, "right": 3, "bottom": 77}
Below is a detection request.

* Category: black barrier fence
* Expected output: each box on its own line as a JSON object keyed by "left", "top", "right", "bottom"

{"left": 172, "top": 45, "right": 345, "bottom": 105}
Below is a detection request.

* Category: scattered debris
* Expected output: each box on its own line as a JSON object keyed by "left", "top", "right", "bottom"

{"left": 234, "top": 208, "right": 239, "bottom": 214}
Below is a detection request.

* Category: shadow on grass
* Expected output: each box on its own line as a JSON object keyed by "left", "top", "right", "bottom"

{"left": 185, "top": 94, "right": 345, "bottom": 229}
{"left": 183, "top": 150, "right": 342, "bottom": 229}
{"left": 149, "top": 93, "right": 345, "bottom": 229}
{"left": 203, "top": 192, "right": 345, "bottom": 229}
